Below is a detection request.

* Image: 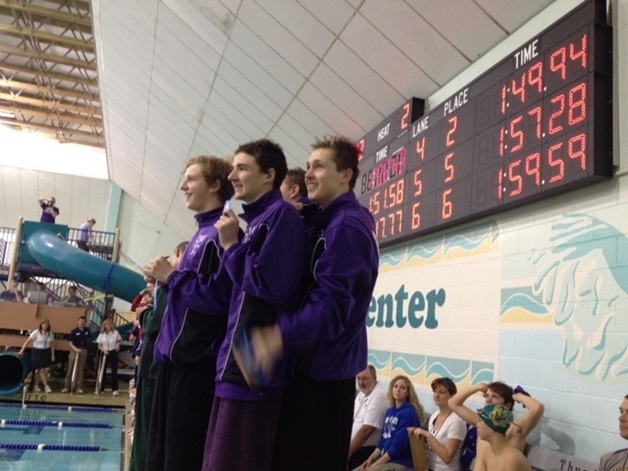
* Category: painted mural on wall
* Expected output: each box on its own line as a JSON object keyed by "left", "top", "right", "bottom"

{"left": 368, "top": 212, "right": 627, "bottom": 383}
{"left": 502, "top": 213, "right": 628, "bottom": 383}
{"left": 367, "top": 220, "right": 501, "bottom": 389}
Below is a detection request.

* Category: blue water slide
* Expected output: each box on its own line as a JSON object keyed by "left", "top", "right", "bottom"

{"left": 25, "top": 230, "right": 145, "bottom": 303}
{"left": 0, "top": 351, "right": 29, "bottom": 396}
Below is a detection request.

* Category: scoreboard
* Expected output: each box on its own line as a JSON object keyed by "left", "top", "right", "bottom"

{"left": 356, "top": 0, "right": 613, "bottom": 247}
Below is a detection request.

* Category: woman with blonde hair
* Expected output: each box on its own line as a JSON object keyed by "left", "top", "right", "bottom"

{"left": 355, "top": 375, "right": 425, "bottom": 471}
{"left": 96, "top": 318, "right": 122, "bottom": 396}
{"left": 19, "top": 319, "right": 55, "bottom": 393}
{"left": 410, "top": 377, "right": 466, "bottom": 470}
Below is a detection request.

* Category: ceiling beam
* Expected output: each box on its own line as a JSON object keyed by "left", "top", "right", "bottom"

{"left": 0, "top": 44, "right": 96, "bottom": 70}
{"left": 0, "top": 77, "right": 99, "bottom": 102}
{"left": 0, "top": 117, "right": 104, "bottom": 142}
{"left": 0, "top": 104, "right": 103, "bottom": 128}
{"left": 57, "top": 137, "right": 104, "bottom": 148}
{"left": 0, "top": 23, "right": 94, "bottom": 52}
{"left": 39, "top": 0, "right": 91, "bottom": 13}
{"left": 0, "top": 0, "right": 92, "bottom": 26}
{"left": 0, "top": 91, "right": 100, "bottom": 116}
{"left": 0, "top": 7, "right": 92, "bottom": 34}
{"left": 0, "top": 62, "right": 98, "bottom": 87}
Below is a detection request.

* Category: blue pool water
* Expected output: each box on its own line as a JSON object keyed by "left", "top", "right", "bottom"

{"left": 0, "top": 403, "right": 124, "bottom": 470}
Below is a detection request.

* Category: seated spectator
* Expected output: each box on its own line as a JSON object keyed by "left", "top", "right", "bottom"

{"left": 599, "top": 394, "right": 628, "bottom": 470}
{"left": 354, "top": 375, "right": 426, "bottom": 471}
{"left": 349, "top": 365, "right": 389, "bottom": 469}
{"left": 28, "top": 282, "right": 52, "bottom": 305}
{"left": 409, "top": 377, "right": 466, "bottom": 471}
{"left": 0, "top": 281, "right": 24, "bottom": 302}
{"left": 449, "top": 401, "right": 530, "bottom": 471}
{"left": 449, "top": 381, "right": 543, "bottom": 470}
{"left": 61, "top": 285, "right": 85, "bottom": 307}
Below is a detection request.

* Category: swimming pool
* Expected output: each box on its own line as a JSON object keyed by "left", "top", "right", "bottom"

{"left": 0, "top": 403, "right": 124, "bottom": 470}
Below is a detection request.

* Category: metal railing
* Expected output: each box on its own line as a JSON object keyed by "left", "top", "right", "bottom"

{"left": 0, "top": 226, "right": 17, "bottom": 277}
{"left": 0, "top": 221, "right": 123, "bottom": 330}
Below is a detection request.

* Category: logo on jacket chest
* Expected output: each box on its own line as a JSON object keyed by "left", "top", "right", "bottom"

{"left": 188, "top": 234, "right": 208, "bottom": 258}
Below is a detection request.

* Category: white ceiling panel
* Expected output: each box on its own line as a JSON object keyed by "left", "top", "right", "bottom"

{"left": 217, "top": 0, "right": 242, "bottom": 15}
{"left": 152, "top": 56, "right": 213, "bottom": 101}
{"left": 285, "top": 99, "right": 336, "bottom": 140}
{"left": 296, "top": 0, "right": 356, "bottom": 35}
{"left": 193, "top": 129, "right": 234, "bottom": 157}
{"left": 405, "top": 0, "right": 507, "bottom": 61}
{"left": 188, "top": 132, "right": 229, "bottom": 158}
{"left": 229, "top": 21, "right": 305, "bottom": 93}
{"left": 274, "top": 113, "right": 317, "bottom": 153}
{"left": 362, "top": 1, "right": 469, "bottom": 85}
{"left": 222, "top": 41, "right": 294, "bottom": 109}
{"left": 296, "top": 83, "right": 362, "bottom": 138}
{"left": 100, "top": 0, "right": 159, "bottom": 35}
{"left": 162, "top": 0, "right": 231, "bottom": 54}
{"left": 199, "top": 111, "right": 249, "bottom": 149}
{"left": 144, "top": 131, "right": 192, "bottom": 164}
{"left": 149, "top": 82, "right": 203, "bottom": 125}
{"left": 105, "top": 116, "right": 145, "bottom": 145}
{"left": 342, "top": 13, "right": 438, "bottom": 97}
{"left": 212, "top": 76, "right": 275, "bottom": 131}
{"left": 196, "top": 121, "right": 238, "bottom": 156}
{"left": 206, "top": 92, "right": 266, "bottom": 138}
{"left": 267, "top": 126, "right": 311, "bottom": 169}
{"left": 151, "top": 61, "right": 208, "bottom": 118}
{"left": 216, "top": 61, "right": 283, "bottom": 121}
{"left": 308, "top": 63, "right": 382, "bottom": 130}
{"left": 153, "top": 38, "right": 216, "bottom": 85}
{"left": 323, "top": 41, "right": 405, "bottom": 116}
{"left": 254, "top": 0, "right": 335, "bottom": 57}
{"left": 157, "top": 6, "right": 222, "bottom": 72}
{"left": 237, "top": 1, "right": 318, "bottom": 76}
{"left": 475, "top": 0, "right": 555, "bottom": 32}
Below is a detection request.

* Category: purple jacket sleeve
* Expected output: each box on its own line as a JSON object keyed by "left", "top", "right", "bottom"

{"left": 165, "top": 264, "right": 232, "bottom": 315}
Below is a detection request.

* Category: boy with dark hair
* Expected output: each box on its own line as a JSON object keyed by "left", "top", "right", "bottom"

{"left": 251, "top": 135, "right": 380, "bottom": 471}
{"left": 450, "top": 382, "right": 543, "bottom": 471}
{"left": 485, "top": 381, "right": 514, "bottom": 409}
{"left": 143, "top": 155, "right": 234, "bottom": 471}
{"left": 201, "top": 138, "right": 306, "bottom": 471}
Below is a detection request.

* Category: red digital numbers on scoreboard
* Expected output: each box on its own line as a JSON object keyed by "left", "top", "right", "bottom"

{"left": 356, "top": 0, "right": 612, "bottom": 247}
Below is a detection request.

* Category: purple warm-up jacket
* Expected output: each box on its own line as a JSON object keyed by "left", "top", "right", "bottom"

{"left": 215, "top": 190, "right": 306, "bottom": 401}
{"left": 154, "top": 207, "right": 229, "bottom": 365}
{"left": 279, "top": 191, "right": 379, "bottom": 381}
